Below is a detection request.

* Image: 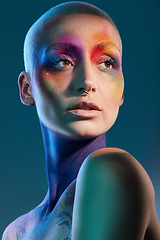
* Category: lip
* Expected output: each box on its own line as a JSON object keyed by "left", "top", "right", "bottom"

{"left": 68, "top": 101, "right": 101, "bottom": 118}
{"left": 69, "top": 101, "right": 101, "bottom": 111}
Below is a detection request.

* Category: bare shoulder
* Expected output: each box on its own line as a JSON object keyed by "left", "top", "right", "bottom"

{"left": 91, "top": 148, "right": 156, "bottom": 210}
{"left": 82, "top": 147, "right": 155, "bottom": 197}
{"left": 73, "top": 147, "right": 160, "bottom": 239}
{"left": 2, "top": 211, "right": 35, "bottom": 240}
{"left": 82, "top": 147, "right": 156, "bottom": 209}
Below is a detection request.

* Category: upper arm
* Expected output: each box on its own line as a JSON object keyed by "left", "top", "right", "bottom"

{"left": 72, "top": 148, "right": 157, "bottom": 240}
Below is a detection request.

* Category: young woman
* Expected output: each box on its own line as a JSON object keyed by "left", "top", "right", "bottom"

{"left": 2, "top": 2, "right": 160, "bottom": 240}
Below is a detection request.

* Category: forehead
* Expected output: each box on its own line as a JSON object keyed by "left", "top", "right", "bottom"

{"left": 37, "top": 14, "right": 122, "bottom": 53}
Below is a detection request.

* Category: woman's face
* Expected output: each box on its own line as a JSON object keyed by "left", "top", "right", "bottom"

{"left": 31, "top": 13, "right": 124, "bottom": 139}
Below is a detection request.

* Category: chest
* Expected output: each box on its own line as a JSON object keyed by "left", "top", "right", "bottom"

{"left": 24, "top": 183, "right": 75, "bottom": 240}
{"left": 26, "top": 210, "right": 73, "bottom": 240}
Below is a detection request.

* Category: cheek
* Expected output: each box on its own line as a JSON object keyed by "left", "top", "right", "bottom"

{"left": 32, "top": 69, "right": 64, "bottom": 102}
{"left": 36, "top": 70, "right": 72, "bottom": 95}
{"left": 42, "top": 71, "right": 63, "bottom": 92}
{"left": 104, "top": 73, "right": 124, "bottom": 105}
{"left": 112, "top": 78, "right": 124, "bottom": 103}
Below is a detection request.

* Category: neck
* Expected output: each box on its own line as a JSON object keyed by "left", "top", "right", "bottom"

{"left": 40, "top": 121, "right": 106, "bottom": 211}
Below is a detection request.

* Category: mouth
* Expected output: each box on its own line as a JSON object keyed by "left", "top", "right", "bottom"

{"left": 68, "top": 101, "right": 101, "bottom": 118}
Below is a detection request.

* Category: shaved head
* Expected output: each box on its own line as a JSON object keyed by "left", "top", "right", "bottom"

{"left": 23, "top": 1, "right": 121, "bottom": 75}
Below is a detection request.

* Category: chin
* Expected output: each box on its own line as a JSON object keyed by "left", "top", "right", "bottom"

{"left": 40, "top": 117, "right": 113, "bottom": 139}
{"left": 64, "top": 123, "right": 109, "bottom": 139}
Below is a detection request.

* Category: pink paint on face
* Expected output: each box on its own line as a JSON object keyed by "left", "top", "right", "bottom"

{"left": 90, "top": 41, "right": 120, "bottom": 70}
{"left": 41, "top": 32, "right": 82, "bottom": 62}
{"left": 89, "top": 31, "right": 121, "bottom": 64}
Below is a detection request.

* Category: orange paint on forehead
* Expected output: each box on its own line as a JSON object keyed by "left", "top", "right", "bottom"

{"left": 89, "top": 33, "right": 121, "bottom": 63}
{"left": 89, "top": 32, "right": 120, "bottom": 50}
{"left": 90, "top": 32, "right": 113, "bottom": 42}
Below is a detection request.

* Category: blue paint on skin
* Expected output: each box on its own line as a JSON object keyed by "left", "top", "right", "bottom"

{"left": 40, "top": 120, "right": 106, "bottom": 212}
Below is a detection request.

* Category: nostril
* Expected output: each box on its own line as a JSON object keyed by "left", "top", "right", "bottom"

{"left": 77, "top": 87, "right": 96, "bottom": 93}
{"left": 78, "top": 87, "right": 85, "bottom": 92}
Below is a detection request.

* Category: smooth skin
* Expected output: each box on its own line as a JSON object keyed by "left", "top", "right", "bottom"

{"left": 2, "top": 3, "right": 160, "bottom": 240}
{"left": 72, "top": 148, "right": 160, "bottom": 240}
{"left": 20, "top": 13, "right": 124, "bottom": 139}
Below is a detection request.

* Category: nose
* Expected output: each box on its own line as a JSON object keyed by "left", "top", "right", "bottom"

{"left": 76, "top": 59, "right": 97, "bottom": 94}
{"left": 77, "top": 80, "right": 96, "bottom": 94}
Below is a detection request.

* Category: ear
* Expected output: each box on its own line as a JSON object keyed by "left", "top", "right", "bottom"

{"left": 119, "top": 92, "right": 124, "bottom": 106}
{"left": 18, "top": 71, "right": 35, "bottom": 105}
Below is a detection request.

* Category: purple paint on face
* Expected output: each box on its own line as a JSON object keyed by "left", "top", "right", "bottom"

{"left": 46, "top": 32, "right": 82, "bottom": 54}
{"left": 46, "top": 43, "right": 82, "bottom": 61}
{"left": 40, "top": 34, "right": 83, "bottom": 72}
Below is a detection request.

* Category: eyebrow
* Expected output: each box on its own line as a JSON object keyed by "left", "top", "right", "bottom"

{"left": 45, "top": 41, "right": 120, "bottom": 58}
{"left": 46, "top": 43, "right": 81, "bottom": 53}
{"left": 93, "top": 41, "right": 121, "bottom": 53}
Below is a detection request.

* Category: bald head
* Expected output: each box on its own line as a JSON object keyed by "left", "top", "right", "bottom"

{"left": 23, "top": 1, "right": 121, "bottom": 75}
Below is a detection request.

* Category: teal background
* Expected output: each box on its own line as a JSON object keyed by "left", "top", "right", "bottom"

{"left": 0, "top": 0, "right": 160, "bottom": 236}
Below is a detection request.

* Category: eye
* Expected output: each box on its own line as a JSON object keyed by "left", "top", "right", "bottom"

{"left": 54, "top": 58, "right": 74, "bottom": 68}
{"left": 43, "top": 54, "right": 75, "bottom": 71}
{"left": 100, "top": 61, "right": 112, "bottom": 69}
{"left": 97, "top": 56, "right": 119, "bottom": 72}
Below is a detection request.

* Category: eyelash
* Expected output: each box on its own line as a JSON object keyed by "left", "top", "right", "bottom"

{"left": 97, "top": 56, "right": 120, "bottom": 71}
{"left": 44, "top": 54, "right": 120, "bottom": 72}
{"left": 44, "top": 55, "right": 75, "bottom": 71}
